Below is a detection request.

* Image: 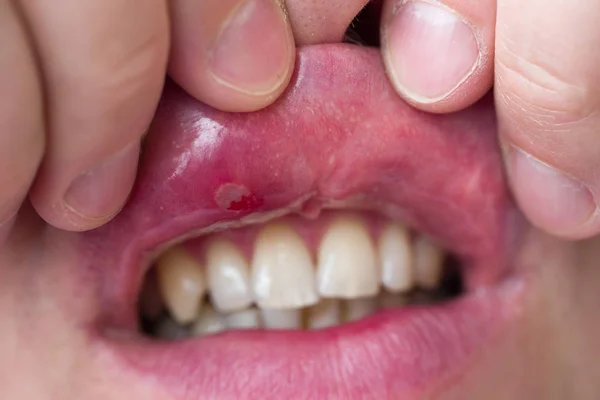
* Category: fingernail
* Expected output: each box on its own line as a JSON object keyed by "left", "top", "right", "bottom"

{"left": 384, "top": 1, "right": 479, "bottom": 101}
{"left": 64, "top": 143, "right": 139, "bottom": 221}
{"left": 508, "top": 148, "right": 596, "bottom": 234}
{"left": 210, "top": 0, "right": 292, "bottom": 95}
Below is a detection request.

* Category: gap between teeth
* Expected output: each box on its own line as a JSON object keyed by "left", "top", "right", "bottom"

{"left": 141, "top": 212, "right": 446, "bottom": 339}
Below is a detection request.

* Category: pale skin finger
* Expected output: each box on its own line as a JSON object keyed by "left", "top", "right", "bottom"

{"left": 168, "top": 0, "right": 295, "bottom": 112}
{"left": 0, "top": 2, "right": 44, "bottom": 241}
{"left": 495, "top": 0, "right": 600, "bottom": 239}
{"left": 23, "top": 0, "right": 170, "bottom": 231}
{"left": 380, "top": 0, "right": 495, "bottom": 113}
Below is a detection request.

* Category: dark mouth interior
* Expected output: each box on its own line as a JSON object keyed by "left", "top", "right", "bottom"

{"left": 344, "top": 0, "right": 383, "bottom": 47}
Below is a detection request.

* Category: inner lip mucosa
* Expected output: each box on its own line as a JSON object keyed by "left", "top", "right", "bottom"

{"left": 84, "top": 44, "right": 518, "bottom": 339}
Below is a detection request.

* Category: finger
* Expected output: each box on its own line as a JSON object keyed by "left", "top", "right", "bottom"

{"left": 0, "top": 2, "right": 44, "bottom": 241}
{"left": 381, "top": 0, "right": 495, "bottom": 113}
{"left": 169, "top": 0, "right": 295, "bottom": 112}
{"left": 495, "top": 0, "right": 600, "bottom": 239}
{"left": 23, "top": 0, "right": 170, "bottom": 231}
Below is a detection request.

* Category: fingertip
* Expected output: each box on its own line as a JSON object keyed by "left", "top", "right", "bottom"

{"left": 505, "top": 146, "right": 600, "bottom": 240}
{"left": 170, "top": 0, "right": 295, "bottom": 112}
{"left": 381, "top": 0, "right": 493, "bottom": 113}
{"left": 31, "top": 142, "right": 140, "bottom": 232}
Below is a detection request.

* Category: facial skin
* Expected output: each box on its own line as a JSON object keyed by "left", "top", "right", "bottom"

{"left": 2, "top": 1, "right": 600, "bottom": 400}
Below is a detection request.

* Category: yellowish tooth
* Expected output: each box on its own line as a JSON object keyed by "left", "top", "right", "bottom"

{"left": 156, "top": 246, "right": 206, "bottom": 324}
{"left": 344, "top": 297, "right": 378, "bottom": 322}
{"left": 155, "top": 317, "right": 189, "bottom": 340}
{"left": 251, "top": 223, "right": 319, "bottom": 309}
{"left": 261, "top": 308, "right": 301, "bottom": 329}
{"left": 378, "top": 222, "right": 414, "bottom": 293}
{"left": 307, "top": 299, "right": 341, "bottom": 329}
{"left": 414, "top": 236, "right": 444, "bottom": 290}
{"left": 317, "top": 214, "right": 379, "bottom": 298}
{"left": 379, "top": 291, "right": 408, "bottom": 309}
{"left": 190, "top": 305, "right": 226, "bottom": 337}
{"left": 224, "top": 308, "right": 261, "bottom": 329}
{"left": 205, "top": 237, "right": 253, "bottom": 312}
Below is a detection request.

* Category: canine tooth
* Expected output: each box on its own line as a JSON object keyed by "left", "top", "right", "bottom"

{"left": 191, "top": 305, "right": 226, "bottom": 337}
{"left": 224, "top": 308, "right": 261, "bottom": 329}
{"left": 307, "top": 299, "right": 341, "bottom": 329}
{"left": 380, "top": 291, "right": 408, "bottom": 309}
{"left": 156, "top": 246, "right": 206, "bottom": 324}
{"left": 251, "top": 223, "right": 318, "bottom": 309}
{"left": 205, "top": 237, "right": 253, "bottom": 312}
{"left": 378, "top": 222, "right": 413, "bottom": 293}
{"left": 155, "top": 317, "right": 189, "bottom": 340}
{"left": 414, "top": 236, "right": 444, "bottom": 289}
{"left": 261, "top": 308, "right": 301, "bottom": 329}
{"left": 345, "top": 298, "right": 378, "bottom": 322}
{"left": 317, "top": 214, "right": 379, "bottom": 298}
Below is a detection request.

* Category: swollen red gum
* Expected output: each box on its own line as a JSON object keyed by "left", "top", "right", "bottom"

{"left": 81, "top": 44, "right": 517, "bottom": 330}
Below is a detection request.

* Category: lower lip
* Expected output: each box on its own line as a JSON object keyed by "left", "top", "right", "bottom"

{"left": 95, "top": 277, "right": 524, "bottom": 399}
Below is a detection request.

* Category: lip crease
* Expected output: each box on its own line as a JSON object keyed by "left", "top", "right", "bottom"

{"left": 76, "top": 43, "right": 524, "bottom": 399}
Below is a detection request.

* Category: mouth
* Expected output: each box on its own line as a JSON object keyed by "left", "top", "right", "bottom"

{"left": 79, "top": 38, "right": 526, "bottom": 398}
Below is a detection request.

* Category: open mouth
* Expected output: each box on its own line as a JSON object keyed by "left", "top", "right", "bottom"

{"left": 77, "top": 5, "right": 527, "bottom": 398}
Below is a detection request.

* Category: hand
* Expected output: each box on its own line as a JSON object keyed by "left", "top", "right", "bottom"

{"left": 0, "top": 0, "right": 294, "bottom": 238}
{"left": 379, "top": 0, "right": 600, "bottom": 240}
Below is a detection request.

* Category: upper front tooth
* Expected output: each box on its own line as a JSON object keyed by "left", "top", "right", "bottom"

{"left": 251, "top": 223, "right": 319, "bottom": 309}
{"left": 317, "top": 214, "right": 379, "bottom": 298}
{"left": 378, "top": 222, "right": 414, "bottom": 293}
{"left": 414, "top": 236, "right": 444, "bottom": 289}
{"left": 205, "top": 237, "right": 253, "bottom": 312}
{"left": 156, "top": 246, "right": 206, "bottom": 324}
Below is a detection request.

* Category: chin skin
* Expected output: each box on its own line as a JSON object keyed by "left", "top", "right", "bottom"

{"left": 2, "top": 207, "right": 600, "bottom": 400}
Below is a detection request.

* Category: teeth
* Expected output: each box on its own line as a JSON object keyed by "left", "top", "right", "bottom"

{"left": 205, "top": 237, "right": 253, "bottom": 312}
{"left": 251, "top": 223, "right": 318, "bottom": 309}
{"left": 379, "top": 291, "right": 408, "bottom": 309}
{"left": 344, "top": 298, "right": 378, "bottom": 322}
{"left": 261, "top": 308, "right": 302, "bottom": 329}
{"left": 191, "top": 305, "right": 226, "bottom": 337}
{"left": 156, "top": 246, "right": 206, "bottom": 324}
{"left": 317, "top": 215, "right": 379, "bottom": 298}
{"left": 307, "top": 299, "right": 341, "bottom": 329}
{"left": 378, "top": 222, "right": 414, "bottom": 293}
{"left": 414, "top": 236, "right": 444, "bottom": 290}
{"left": 224, "top": 308, "right": 261, "bottom": 330}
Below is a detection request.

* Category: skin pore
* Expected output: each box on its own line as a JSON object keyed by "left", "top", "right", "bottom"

{"left": 2, "top": 1, "right": 600, "bottom": 399}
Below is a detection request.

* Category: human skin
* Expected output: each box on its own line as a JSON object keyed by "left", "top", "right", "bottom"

{"left": 2, "top": 45, "right": 600, "bottom": 399}
{"left": 2, "top": 1, "right": 600, "bottom": 399}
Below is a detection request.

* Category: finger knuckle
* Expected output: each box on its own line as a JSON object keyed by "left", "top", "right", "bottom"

{"left": 497, "top": 51, "right": 597, "bottom": 130}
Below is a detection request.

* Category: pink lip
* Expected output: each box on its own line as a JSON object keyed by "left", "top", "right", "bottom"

{"left": 78, "top": 43, "right": 524, "bottom": 398}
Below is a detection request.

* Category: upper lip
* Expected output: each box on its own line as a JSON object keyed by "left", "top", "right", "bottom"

{"left": 75, "top": 43, "right": 524, "bottom": 398}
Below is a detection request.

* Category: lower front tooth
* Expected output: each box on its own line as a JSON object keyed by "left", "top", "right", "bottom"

{"left": 191, "top": 305, "right": 226, "bottom": 337}
{"left": 345, "top": 298, "right": 378, "bottom": 322}
{"left": 379, "top": 291, "right": 408, "bottom": 309}
{"left": 307, "top": 299, "right": 341, "bottom": 329}
{"left": 414, "top": 236, "right": 444, "bottom": 290}
{"left": 224, "top": 308, "right": 261, "bottom": 329}
{"left": 156, "top": 246, "right": 206, "bottom": 324}
{"left": 261, "top": 308, "right": 301, "bottom": 329}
